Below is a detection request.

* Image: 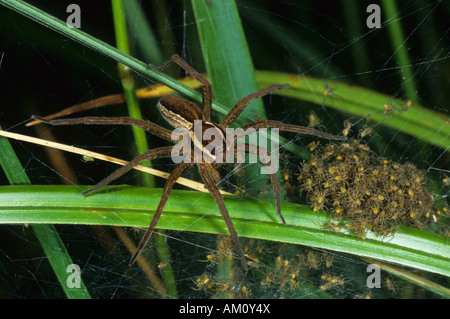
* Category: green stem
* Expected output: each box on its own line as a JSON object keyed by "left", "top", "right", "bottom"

{"left": 111, "top": 0, "right": 177, "bottom": 298}
{"left": 112, "top": 0, "right": 153, "bottom": 187}
{"left": 123, "top": 0, "right": 164, "bottom": 65}
{"left": 381, "top": 0, "right": 417, "bottom": 102}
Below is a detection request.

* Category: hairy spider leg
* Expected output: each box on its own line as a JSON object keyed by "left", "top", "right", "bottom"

{"left": 130, "top": 162, "right": 193, "bottom": 266}
{"left": 238, "top": 120, "right": 346, "bottom": 141}
{"left": 198, "top": 163, "right": 248, "bottom": 271}
{"left": 82, "top": 146, "right": 174, "bottom": 195}
{"left": 31, "top": 116, "right": 174, "bottom": 142}
{"left": 149, "top": 54, "right": 213, "bottom": 122}
{"left": 242, "top": 143, "right": 285, "bottom": 225}
{"left": 206, "top": 163, "right": 221, "bottom": 184}
{"left": 219, "top": 83, "right": 290, "bottom": 129}
{"left": 26, "top": 95, "right": 128, "bottom": 126}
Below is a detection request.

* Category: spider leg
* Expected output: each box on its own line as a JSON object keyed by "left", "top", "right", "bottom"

{"left": 129, "top": 162, "right": 193, "bottom": 266}
{"left": 198, "top": 163, "right": 248, "bottom": 271}
{"left": 242, "top": 143, "right": 285, "bottom": 225}
{"left": 219, "top": 83, "right": 289, "bottom": 129}
{"left": 230, "top": 142, "right": 248, "bottom": 173}
{"left": 27, "top": 95, "right": 127, "bottom": 126}
{"left": 237, "top": 120, "right": 346, "bottom": 141}
{"left": 31, "top": 115, "right": 174, "bottom": 142}
{"left": 149, "top": 54, "right": 213, "bottom": 122}
{"left": 207, "top": 163, "right": 221, "bottom": 184}
{"left": 82, "top": 146, "right": 174, "bottom": 195}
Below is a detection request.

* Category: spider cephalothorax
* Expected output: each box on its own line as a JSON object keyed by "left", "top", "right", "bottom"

{"left": 33, "top": 54, "right": 345, "bottom": 270}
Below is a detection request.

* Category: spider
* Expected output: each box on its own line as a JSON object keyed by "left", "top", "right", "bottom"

{"left": 32, "top": 54, "right": 345, "bottom": 270}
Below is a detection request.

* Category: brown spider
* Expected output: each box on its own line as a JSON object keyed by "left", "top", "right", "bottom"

{"left": 32, "top": 54, "right": 345, "bottom": 270}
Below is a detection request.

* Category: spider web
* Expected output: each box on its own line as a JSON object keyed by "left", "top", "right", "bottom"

{"left": 0, "top": 0, "right": 448, "bottom": 299}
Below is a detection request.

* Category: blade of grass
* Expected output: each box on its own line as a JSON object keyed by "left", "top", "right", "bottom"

{"left": 0, "top": 126, "right": 91, "bottom": 299}
{"left": 123, "top": 0, "right": 164, "bottom": 65}
{"left": 361, "top": 257, "right": 450, "bottom": 298}
{"left": 0, "top": 129, "right": 230, "bottom": 194}
{"left": 111, "top": 0, "right": 177, "bottom": 298}
{"left": 192, "top": 0, "right": 266, "bottom": 122}
{"left": 381, "top": 0, "right": 417, "bottom": 102}
{"left": 112, "top": 0, "right": 154, "bottom": 187}
{"left": 255, "top": 71, "right": 450, "bottom": 151}
{"left": 1, "top": 0, "right": 306, "bottom": 155}
{"left": 0, "top": 185, "right": 448, "bottom": 283}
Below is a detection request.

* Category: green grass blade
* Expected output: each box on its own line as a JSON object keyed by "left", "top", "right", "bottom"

{"left": 111, "top": 0, "right": 177, "bottom": 298}
{"left": 0, "top": 185, "right": 448, "bottom": 283}
{"left": 0, "top": 127, "right": 91, "bottom": 299}
{"left": 191, "top": 0, "right": 266, "bottom": 121}
{"left": 381, "top": 0, "right": 417, "bottom": 102}
{"left": 30, "top": 224, "right": 91, "bottom": 298}
{"left": 255, "top": 71, "right": 450, "bottom": 151}
{"left": 112, "top": 0, "right": 154, "bottom": 187}
{"left": 123, "top": 0, "right": 164, "bottom": 65}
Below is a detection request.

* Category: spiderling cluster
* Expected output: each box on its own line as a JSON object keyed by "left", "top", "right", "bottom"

{"left": 194, "top": 237, "right": 249, "bottom": 298}
{"left": 193, "top": 240, "right": 386, "bottom": 299}
{"left": 298, "top": 140, "right": 440, "bottom": 238}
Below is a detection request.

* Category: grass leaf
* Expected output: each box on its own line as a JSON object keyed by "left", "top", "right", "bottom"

{"left": 0, "top": 185, "right": 448, "bottom": 283}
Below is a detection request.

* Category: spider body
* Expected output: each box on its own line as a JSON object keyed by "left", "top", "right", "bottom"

{"left": 32, "top": 54, "right": 345, "bottom": 270}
